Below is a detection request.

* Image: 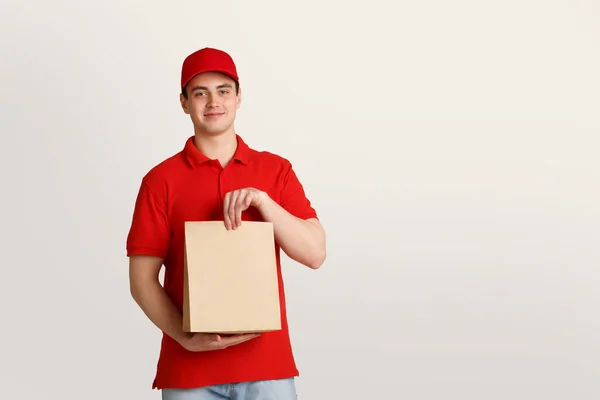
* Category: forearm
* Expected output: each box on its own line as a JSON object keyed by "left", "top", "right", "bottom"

{"left": 130, "top": 279, "right": 188, "bottom": 344}
{"left": 258, "top": 194, "right": 326, "bottom": 269}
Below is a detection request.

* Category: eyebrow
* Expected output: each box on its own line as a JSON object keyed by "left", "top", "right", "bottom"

{"left": 190, "top": 83, "right": 233, "bottom": 92}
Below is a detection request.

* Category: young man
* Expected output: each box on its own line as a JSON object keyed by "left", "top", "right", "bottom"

{"left": 126, "top": 47, "right": 326, "bottom": 400}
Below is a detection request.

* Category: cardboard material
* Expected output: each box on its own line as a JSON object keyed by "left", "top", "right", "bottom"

{"left": 182, "top": 221, "right": 281, "bottom": 334}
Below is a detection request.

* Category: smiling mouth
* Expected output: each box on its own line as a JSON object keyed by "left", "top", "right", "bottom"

{"left": 205, "top": 113, "right": 224, "bottom": 118}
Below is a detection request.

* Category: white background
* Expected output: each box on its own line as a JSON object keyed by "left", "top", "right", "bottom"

{"left": 1, "top": 0, "right": 599, "bottom": 399}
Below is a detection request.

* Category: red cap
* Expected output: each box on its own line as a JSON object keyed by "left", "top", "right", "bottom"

{"left": 180, "top": 47, "right": 239, "bottom": 89}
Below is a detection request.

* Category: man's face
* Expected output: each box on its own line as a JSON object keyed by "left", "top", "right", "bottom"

{"left": 180, "top": 71, "right": 241, "bottom": 136}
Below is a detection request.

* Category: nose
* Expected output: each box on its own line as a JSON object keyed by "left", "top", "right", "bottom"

{"left": 207, "top": 94, "right": 219, "bottom": 108}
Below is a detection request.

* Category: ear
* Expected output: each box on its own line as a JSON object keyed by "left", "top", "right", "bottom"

{"left": 180, "top": 93, "right": 190, "bottom": 114}
{"left": 236, "top": 87, "right": 242, "bottom": 110}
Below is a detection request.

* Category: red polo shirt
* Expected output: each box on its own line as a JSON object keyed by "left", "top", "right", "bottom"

{"left": 126, "top": 134, "right": 318, "bottom": 389}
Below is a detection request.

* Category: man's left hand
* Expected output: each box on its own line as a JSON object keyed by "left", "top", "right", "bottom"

{"left": 223, "top": 188, "right": 266, "bottom": 230}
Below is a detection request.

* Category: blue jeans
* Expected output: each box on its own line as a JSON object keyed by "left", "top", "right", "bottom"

{"left": 161, "top": 378, "right": 297, "bottom": 400}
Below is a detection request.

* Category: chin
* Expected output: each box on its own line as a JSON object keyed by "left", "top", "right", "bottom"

{"left": 198, "top": 126, "right": 231, "bottom": 136}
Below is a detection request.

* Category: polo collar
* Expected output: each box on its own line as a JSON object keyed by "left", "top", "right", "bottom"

{"left": 183, "top": 134, "right": 251, "bottom": 167}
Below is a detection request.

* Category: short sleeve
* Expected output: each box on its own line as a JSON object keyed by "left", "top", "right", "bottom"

{"left": 279, "top": 161, "right": 318, "bottom": 220}
{"left": 126, "top": 178, "right": 171, "bottom": 258}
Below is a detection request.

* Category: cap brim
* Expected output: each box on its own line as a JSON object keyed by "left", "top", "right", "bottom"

{"left": 182, "top": 69, "right": 239, "bottom": 88}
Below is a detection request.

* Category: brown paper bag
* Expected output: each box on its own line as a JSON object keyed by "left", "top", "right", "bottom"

{"left": 182, "top": 221, "right": 281, "bottom": 334}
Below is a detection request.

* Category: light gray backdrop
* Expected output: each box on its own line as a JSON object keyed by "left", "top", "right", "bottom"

{"left": 1, "top": 0, "right": 599, "bottom": 399}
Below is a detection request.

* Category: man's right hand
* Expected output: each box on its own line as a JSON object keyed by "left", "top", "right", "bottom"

{"left": 177, "top": 332, "right": 261, "bottom": 352}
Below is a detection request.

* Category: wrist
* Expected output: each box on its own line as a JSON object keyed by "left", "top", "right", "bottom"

{"left": 257, "top": 190, "right": 271, "bottom": 210}
{"left": 172, "top": 330, "right": 191, "bottom": 345}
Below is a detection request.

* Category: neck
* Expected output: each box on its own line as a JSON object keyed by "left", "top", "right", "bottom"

{"left": 193, "top": 130, "right": 238, "bottom": 167}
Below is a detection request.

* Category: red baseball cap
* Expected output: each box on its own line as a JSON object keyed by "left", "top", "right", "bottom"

{"left": 180, "top": 47, "right": 239, "bottom": 89}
